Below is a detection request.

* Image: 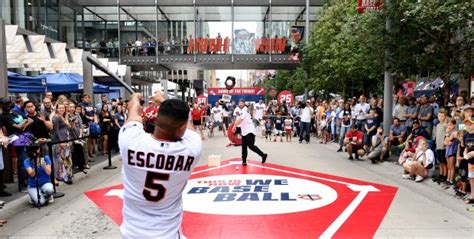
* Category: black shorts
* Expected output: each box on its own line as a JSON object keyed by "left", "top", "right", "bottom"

{"left": 459, "top": 159, "right": 468, "bottom": 181}
{"left": 423, "top": 163, "right": 434, "bottom": 170}
{"left": 437, "top": 149, "right": 447, "bottom": 164}
{"left": 193, "top": 120, "right": 201, "bottom": 126}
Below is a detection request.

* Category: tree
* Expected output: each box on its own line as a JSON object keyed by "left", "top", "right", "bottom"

{"left": 290, "top": 0, "right": 474, "bottom": 99}
{"left": 304, "top": 0, "right": 385, "bottom": 98}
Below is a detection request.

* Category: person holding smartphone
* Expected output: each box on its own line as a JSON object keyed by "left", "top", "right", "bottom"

{"left": 367, "top": 126, "right": 388, "bottom": 164}
{"left": 402, "top": 138, "right": 434, "bottom": 182}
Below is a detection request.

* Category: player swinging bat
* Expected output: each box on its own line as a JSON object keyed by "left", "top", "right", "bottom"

{"left": 87, "top": 57, "right": 201, "bottom": 238}
{"left": 118, "top": 91, "right": 201, "bottom": 239}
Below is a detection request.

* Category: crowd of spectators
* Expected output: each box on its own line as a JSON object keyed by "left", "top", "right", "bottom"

{"left": 2, "top": 90, "right": 473, "bottom": 207}
{"left": 196, "top": 93, "right": 474, "bottom": 205}
{"left": 0, "top": 93, "right": 131, "bottom": 206}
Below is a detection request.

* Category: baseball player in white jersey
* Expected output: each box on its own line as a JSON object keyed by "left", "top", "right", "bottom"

{"left": 119, "top": 92, "right": 202, "bottom": 239}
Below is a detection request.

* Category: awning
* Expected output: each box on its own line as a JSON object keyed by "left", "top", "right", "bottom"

{"left": 42, "top": 73, "right": 110, "bottom": 93}
{"left": 8, "top": 71, "right": 47, "bottom": 93}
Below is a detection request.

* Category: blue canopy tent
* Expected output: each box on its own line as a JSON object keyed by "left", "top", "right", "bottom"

{"left": 7, "top": 71, "right": 47, "bottom": 93}
{"left": 42, "top": 73, "right": 110, "bottom": 93}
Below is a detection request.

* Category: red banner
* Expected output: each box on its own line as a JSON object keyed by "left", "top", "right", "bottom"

{"left": 357, "top": 0, "right": 382, "bottom": 13}
{"left": 208, "top": 87, "right": 265, "bottom": 96}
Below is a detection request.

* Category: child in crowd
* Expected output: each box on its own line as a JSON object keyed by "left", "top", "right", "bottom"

{"left": 456, "top": 129, "right": 468, "bottom": 197}
{"left": 364, "top": 109, "right": 379, "bottom": 152}
{"left": 444, "top": 119, "right": 458, "bottom": 186}
{"left": 320, "top": 114, "right": 329, "bottom": 144}
{"left": 434, "top": 109, "right": 448, "bottom": 183}
{"left": 274, "top": 113, "right": 284, "bottom": 142}
{"left": 260, "top": 119, "right": 266, "bottom": 137}
{"left": 265, "top": 118, "right": 274, "bottom": 142}
{"left": 284, "top": 116, "right": 293, "bottom": 142}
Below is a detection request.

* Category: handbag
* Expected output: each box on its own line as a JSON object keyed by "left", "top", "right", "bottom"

{"left": 11, "top": 132, "right": 34, "bottom": 147}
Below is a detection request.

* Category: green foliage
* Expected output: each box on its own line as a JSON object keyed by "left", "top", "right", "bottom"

{"left": 390, "top": 0, "right": 473, "bottom": 79}
{"left": 275, "top": 0, "right": 474, "bottom": 98}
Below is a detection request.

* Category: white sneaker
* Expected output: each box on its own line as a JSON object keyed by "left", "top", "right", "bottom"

{"left": 48, "top": 196, "right": 54, "bottom": 203}
{"left": 415, "top": 175, "right": 424, "bottom": 182}
{"left": 402, "top": 174, "right": 412, "bottom": 179}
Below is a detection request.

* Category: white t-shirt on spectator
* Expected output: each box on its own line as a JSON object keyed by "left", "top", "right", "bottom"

{"left": 119, "top": 121, "right": 201, "bottom": 239}
{"left": 211, "top": 106, "right": 223, "bottom": 122}
{"left": 254, "top": 103, "right": 266, "bottom": 120}
{"left": 354, "top": 103, "right": 370, "bottom": 120}
{"left": 415, "top": 149, "right": 434, "bottom": 166}
{"left": 300, "top": 106, "right": 313, "bottom": 123}
{"left": 239, "top": 107, "right": 255, "bottom": 136}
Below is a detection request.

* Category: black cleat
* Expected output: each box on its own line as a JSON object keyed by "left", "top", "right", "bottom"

{"left": 262, "top": 154, "right": 268, "bottom": 164}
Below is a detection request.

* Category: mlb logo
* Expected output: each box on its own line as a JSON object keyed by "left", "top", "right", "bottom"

{"left": 85, "top": 159, "right": 397, "bottom": 238}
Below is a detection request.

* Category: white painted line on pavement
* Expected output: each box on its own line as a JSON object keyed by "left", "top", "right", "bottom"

{"left": 248, "top": 163, "right": 356, "bottom": 186}
{"left": 319, "top": 185, "right": 380, "bottom": 239}
{"left": 191, "top": 161, "right": 237, "bottom": 175}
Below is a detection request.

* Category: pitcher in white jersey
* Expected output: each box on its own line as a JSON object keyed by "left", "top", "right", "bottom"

{"left": 119, "top": 92, "right": 201, "bottom": 239}
{"left": 233, "top": 99, "right": 268, "bottom": 166}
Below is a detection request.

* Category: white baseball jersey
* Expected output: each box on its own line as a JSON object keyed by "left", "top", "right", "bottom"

{"left": 211, "top": 106, "right": 223, "bottom": 122}
{"left": 254, "top": 103, "right": 265, "bottom": 120}
{"left": 234, "top": 106, "right": 248, "bottom": 119}
{"left": 239, "top": 107, "right": 254, "bottom": 136}
{"left": 119, "top": 121, "right": 202, "bottom": 239}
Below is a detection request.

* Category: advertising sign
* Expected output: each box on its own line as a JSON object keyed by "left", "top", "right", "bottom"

{"left": 277, "top": 90, "right": 295, "bottom": 104}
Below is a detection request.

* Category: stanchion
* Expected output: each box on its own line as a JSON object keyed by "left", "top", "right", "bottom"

{"left": 103, "top": 132, "right": 117, "bottom": 170}
{"left": 47, "top": 142, "right": 65, "bottom": 198}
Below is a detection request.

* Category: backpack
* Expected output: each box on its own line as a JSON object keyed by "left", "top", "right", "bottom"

{"left": 89, "top": 123, "right": 101, "bottom": 137}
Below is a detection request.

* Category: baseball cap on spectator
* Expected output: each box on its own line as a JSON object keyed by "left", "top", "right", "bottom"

{"left": 464, "top": 118, "right": 474, "bottom": 125}
{"left": 412, "top": 119, "right": 420, "bottom": 125}
{"left": 438, "top": 108, "right": 447, "bottom": 114}
{"left": 350, "top": 124, "right": 357, "bottom": 129}
{"left": 464, "top": 105, "right": 474, "bottom": 111}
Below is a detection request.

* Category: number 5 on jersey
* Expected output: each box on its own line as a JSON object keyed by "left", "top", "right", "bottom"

{"left": 143, "top": 172, "right": 170, "bottom": 202}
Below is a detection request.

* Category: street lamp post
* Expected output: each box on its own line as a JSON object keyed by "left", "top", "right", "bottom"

{"left": 383, "top": 0, "right": 393, "bottom": 136}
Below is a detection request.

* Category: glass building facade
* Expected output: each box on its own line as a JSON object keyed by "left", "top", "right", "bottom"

{"left": 0, "top": 0, "right": 321, "bottom": 58}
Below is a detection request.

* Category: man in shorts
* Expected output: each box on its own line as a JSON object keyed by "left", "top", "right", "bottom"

{"left": 119, "top": 91, "right": 201, "bottom": 238}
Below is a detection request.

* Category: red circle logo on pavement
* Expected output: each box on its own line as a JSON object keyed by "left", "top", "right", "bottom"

{"left": 278, "top": 90, "right": 294, "bottom": 104}
{"left": 183, "top": 174, "right": 338, "bottom": 215}
{"left": 85, "top": 159, "right": 398, "bottom": 238}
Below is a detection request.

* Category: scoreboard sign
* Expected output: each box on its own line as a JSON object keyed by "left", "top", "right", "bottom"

{"left": 85, "top": 159, "right": 397, "bottom": 238}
